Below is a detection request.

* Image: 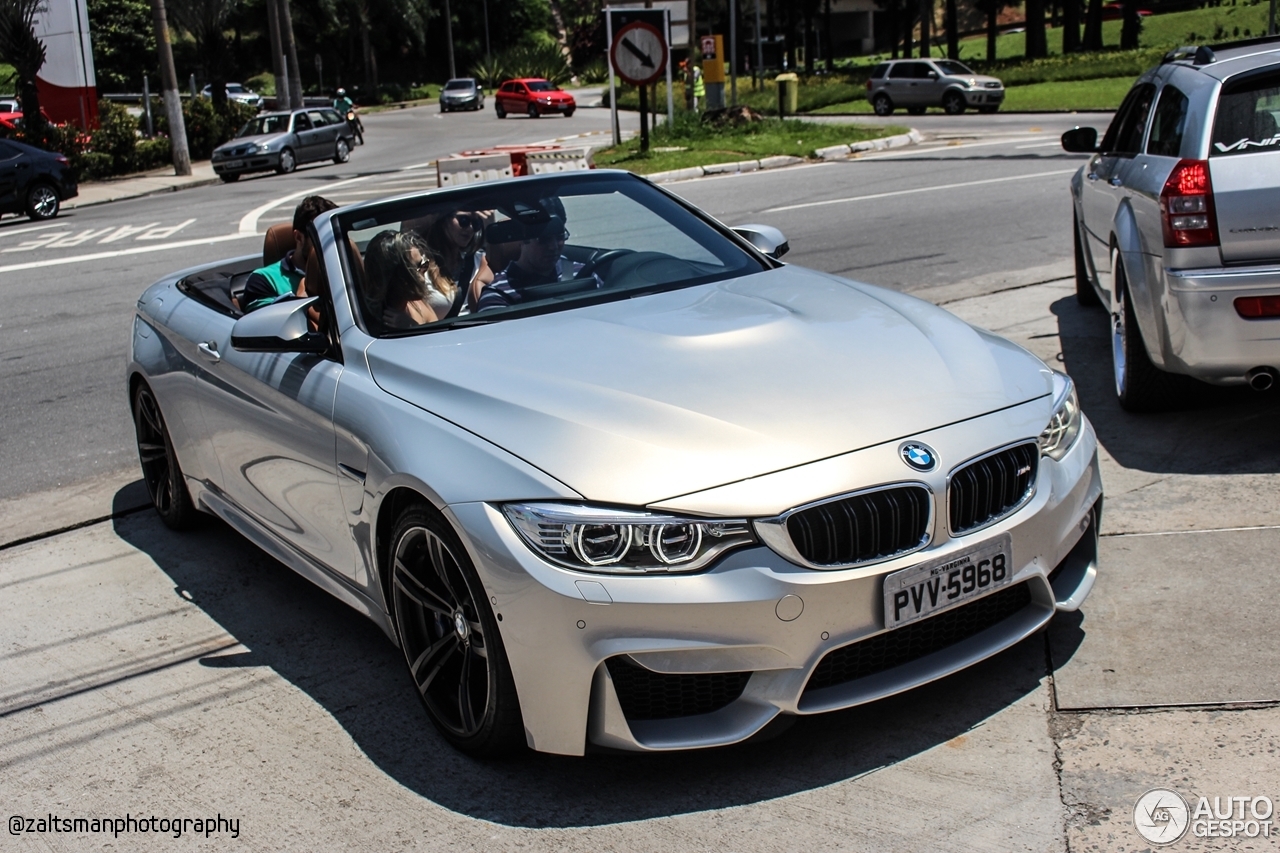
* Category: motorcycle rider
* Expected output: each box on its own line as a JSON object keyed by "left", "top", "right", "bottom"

{"left": 333, "top": 88, "right": 363, "bottom": 145}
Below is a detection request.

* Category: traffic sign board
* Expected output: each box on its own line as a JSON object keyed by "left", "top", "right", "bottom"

{"left": 610, "top": 21, "right": 667, "bottom": 87}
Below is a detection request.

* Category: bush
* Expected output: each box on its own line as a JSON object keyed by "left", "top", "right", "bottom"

{"left": 91, "top": 99, "right": 138, "bottom": 167}
{"left": 76, "top": 151, "right": 117, "bottom": 180}
{"left": 150, "top": 96, "right": 258, "bottom": 159}
{"left": 489, "top": 44, "right": 572, "bottom": 85}
{"left": 577, "top": 58, "right": 610, "bottom": 84}
{"left": 135, "top": 135, "right": 171, "bottom": 170}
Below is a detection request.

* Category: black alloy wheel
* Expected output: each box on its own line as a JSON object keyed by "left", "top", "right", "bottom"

{"left": 334, "top": 138, "right": 350, "bottom": 164}
{"left": 872, "top": 94, "right": 894, "bottom": 116}
{"left": 390, "top": 505, "right": 523, "bottom": 755}
{"left": 276, "top": 147, "right": 296, "bottom": 174}
{"left": 527, "top": 104, "right": 540, "bottom": 118}
{"left": 133, "top": 384, "right": 198, "bottom": 530}
{"left": 25, "top": 183, "right": 59, "bottom": 220}
{"left": 942, "top": 91, "right": 966, "bottom": 114}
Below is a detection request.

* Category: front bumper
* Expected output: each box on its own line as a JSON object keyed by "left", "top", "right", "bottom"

{"left": 442, "top": 96, "right": 482, "bottom": 109}
{"left": 1163, "top": 264, "right": 1280, "bottom": 383}
{"left": 447, "top": 403, "right": 1103, "bottom": 756}
{"left": 534, "top": 101, "right": 575, "bottom": 114}
{"left": 212, "top": 151, "right": 280, "bottom": 176}
{"left": 963, "top": 88, "right": 1005, "bottom": 106}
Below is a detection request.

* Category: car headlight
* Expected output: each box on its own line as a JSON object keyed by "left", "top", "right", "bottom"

{"left": 255, "top": 142, "right": 272, "bottom": 153}
{"left": 1037, "top": 372, "right": 1082, "bottom": 460}
{"left": 967, "top": 78, "right": 978, "bottom": 88}
{"left": 503, "top": 502, "right": 756, "bottom": 574}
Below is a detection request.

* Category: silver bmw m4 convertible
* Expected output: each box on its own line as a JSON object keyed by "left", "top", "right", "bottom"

{"left": 127, "top": 171, "right": 1102, "bottom": 756}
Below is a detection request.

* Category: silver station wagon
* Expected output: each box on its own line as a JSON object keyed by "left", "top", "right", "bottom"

{"left": 1063, "top": 36, "right": 1280, "bottom": 410}
{"left": 127, "top": 171, "right": 1101, "bottom": 756}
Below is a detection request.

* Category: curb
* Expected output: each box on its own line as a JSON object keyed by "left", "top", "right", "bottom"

{"left": 65, "top": 176, "right": 223, "bottom": 210}
{"left": 643, "top": 128, "right": 923, "bottom": 184}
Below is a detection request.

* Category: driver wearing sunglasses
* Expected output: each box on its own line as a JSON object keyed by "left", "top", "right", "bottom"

{"left": 475, "top": 215, "right": 598, "bottom": 312}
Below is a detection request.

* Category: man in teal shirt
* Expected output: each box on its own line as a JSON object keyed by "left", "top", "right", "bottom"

{"left": 242, "top": 195, "right": 338, "bottom": 312}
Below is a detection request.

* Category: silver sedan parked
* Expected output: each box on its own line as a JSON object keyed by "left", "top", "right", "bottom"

{"left": 127, "top": 171, "right": 1101, "bottom": 756}
{"left": 1063, "top": 37, "right": 1280, "bottom": 409}
{"left": 211, "top": 108, "right": 354, "bottom": 182}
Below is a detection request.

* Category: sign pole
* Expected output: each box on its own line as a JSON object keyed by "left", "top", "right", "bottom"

{"left": 665, "top": 10, "right": 674, "bottom": 126}
{"left": 639, "top": 81, "right": 649, "bottom": 152}
{"left": 606, "top": 10, "right": 620, "bottom": 147}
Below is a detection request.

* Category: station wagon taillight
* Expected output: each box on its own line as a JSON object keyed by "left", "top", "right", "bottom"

{"left": 1160, "top": 159, "right": 1218, "bottom": 248}
{"left": 1234, "top": 295, "right": 1280, "bottom": 319}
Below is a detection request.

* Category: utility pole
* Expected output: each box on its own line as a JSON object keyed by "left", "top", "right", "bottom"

{"left": 443, "top": 0, "right": 456, "bottom": 79}
{"left": 148, "top": 0, "right": 191, "bottom": 175}
{"left": 277, "top": 0, "right": 304, "bottom": 107}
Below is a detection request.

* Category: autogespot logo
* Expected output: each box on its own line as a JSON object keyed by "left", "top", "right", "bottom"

{"left": 1134, "top": 789, "right": 1191, "bottom": 845}
{"left": 899, "top": 442, "right": 937, "bottom": 472}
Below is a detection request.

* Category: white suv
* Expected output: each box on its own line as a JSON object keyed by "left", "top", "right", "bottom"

{"left": 1063, "top": 36, "right": 1280, "bottom": 410}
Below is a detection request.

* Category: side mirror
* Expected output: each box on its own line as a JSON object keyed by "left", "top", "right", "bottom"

{"left": 927, "top": 70, "right": 939, "bottom": 79}
{"left": 231, "top": 297, "right": 327, "bottom": 353}
{"left": 1061, "top": 126, "right": 1099, "bottom": 153}
{"left": 733, "top": 224, "right": 790, "bottom": 259}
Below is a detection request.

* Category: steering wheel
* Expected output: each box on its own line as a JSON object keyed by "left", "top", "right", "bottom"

{"left": 578, "top": 248, "right": 634, "bottom": 280}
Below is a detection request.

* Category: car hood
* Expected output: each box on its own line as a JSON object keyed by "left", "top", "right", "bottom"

{"left": 364, "top": 268, "right": 1052, "bottom": 506}
{"left": 215, "top": 132, "right": 286, "bottom": 153}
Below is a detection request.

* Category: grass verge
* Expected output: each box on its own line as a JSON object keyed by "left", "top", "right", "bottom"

{"left": 810, "top": 75, "right": 1135, "bottom": 113}
{"left": 592, "top": 113, "right": 904, "bottom": 175}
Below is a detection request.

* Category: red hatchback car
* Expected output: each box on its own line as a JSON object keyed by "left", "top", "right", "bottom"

{"left": 494, "top": 78, "right": 576, "bottom": 118}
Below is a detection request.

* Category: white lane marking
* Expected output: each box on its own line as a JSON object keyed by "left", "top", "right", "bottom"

{"left": 0, "top": 221, "right": 67, "bottom": 240}
{"left": 237, "top": 174, "right": 371, "bottom": 235}
{"left": 0, "top": 231, "right": 258, "bottom": 274}
{"left": 762, "top": 168, "right": 1077, "bottom": 213}
{"left": 1016, "top": 140, "right": 1065, "bottom": 149}
{"left": 850, "top": 135, "right": 1045, "bottom": 160}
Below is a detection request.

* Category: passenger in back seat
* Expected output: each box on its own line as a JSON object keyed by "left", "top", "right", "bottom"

{"left": 242, "top": 195, "right": 339, "bottom": 312}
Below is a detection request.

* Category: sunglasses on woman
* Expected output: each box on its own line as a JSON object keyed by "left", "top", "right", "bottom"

{"left": 454, "top": 214, "right": 482, "bottom": 230}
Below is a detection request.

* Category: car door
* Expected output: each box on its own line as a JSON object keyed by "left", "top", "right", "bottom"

{"left": 886, "top": 62, "right": 918, "bottom": 106}
{"left": 307, "top": 110, "right": 336, "bottom": 158}
{"left": 1080, "top": 82, "right": 1156, "bottom": 287}
{"left": 194, "top": 298, "right": 357, "bottom": 579}
{"left": 0, "top": 141, "right": 22, "bottom": 210}
{"left": 291, "top": 112, "right": 320, "bottom": 162}
{"left": 920, "top": 61, "right": 948, "bottom": 105}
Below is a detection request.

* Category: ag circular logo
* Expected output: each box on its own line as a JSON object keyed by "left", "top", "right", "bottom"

{"left": 1134, "top": 788, "right": 1190, "bottom": 845}
{"left": 899, "top": 442, "right": 937, "bottom": 472}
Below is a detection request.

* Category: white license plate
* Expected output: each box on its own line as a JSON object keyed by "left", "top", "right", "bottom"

{"left": 224, "top": 160, "right": 244, "bottom": 168}
{"left": 882, "top": 534, "right": 1013, "bottom": 629}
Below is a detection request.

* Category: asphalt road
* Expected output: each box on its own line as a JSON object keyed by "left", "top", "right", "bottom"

{"left": 0, "top": 109, "right": 1092, "bottom": 503}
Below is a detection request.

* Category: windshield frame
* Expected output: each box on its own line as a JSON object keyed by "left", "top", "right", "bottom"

{"left": 332, "top": 171, "right": 777, "bottom": 338}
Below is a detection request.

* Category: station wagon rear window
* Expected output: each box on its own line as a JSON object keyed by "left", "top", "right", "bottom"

{"left": 1211, "top": 68, "right": 1280, "bottom": 155}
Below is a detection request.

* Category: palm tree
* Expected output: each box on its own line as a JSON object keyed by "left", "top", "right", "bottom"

{"left": 0, "top": 0, "right": 46, "bottom": 134}
{"left": 168, "top": 0, "right": 238, "bottom": 106}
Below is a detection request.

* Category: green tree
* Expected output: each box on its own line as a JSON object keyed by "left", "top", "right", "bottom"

{"left": 0, "top": 0, "right": 45, "bottom": 133}
{"left": 88, "top": 0, "right": 158, "bottom": 91}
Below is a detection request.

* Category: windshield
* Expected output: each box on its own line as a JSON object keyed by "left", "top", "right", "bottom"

{"left": 933, "top": 60, "right": 973, "bottom": 75}
{"left": 526, "top": 80, "right": 556, "bottom": 92}
{"left": 445, "top": 79, "right": 475, "bottom": 90}
{"left": 238, "top": 114, "right": 290, "bottom": 136}
{"left": 337, "top": 173, "right": 768, "bottom": 336}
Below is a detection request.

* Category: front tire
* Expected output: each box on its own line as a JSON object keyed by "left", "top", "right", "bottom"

{"left": 942, "top": 91, "right": 966, "bottom": 114}
{"left": 1112, "top": 253, "right": 1180, "bottom": 412}
{"left": 872, "top": 94, "right": 894, "bottom": 116}
{"left": 276, "top": 147, "right": 296, "bottom": 174}
{"left": 133, "top": 383, "right": 199, "bottom": 530}
{"left": 564, "top": 107, "right": 575, "bottom": 118}
{"left": 25, "top": 183, "right": 59, "bottom": 220}
{"left": 219, "top": 173, "right": 240, "bottom": 183}
{"left": 527, "top": 104, "right": 539, "bottom": 118}
{"left": 333, "top": 138, "right": 350, "bottom": 164}
{"left": 389, "top": 504, "right": 524, "bottom": 756}
{"left": 495, "top": 102, "right": 506, "bottom": 118}
{"left": 1074, "top": 214, "right": 1100, "bottom": 307}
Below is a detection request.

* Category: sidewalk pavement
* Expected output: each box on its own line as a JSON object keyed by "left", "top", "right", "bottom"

{"left": 66, "top": 160, "right": 220, "bottom": 209}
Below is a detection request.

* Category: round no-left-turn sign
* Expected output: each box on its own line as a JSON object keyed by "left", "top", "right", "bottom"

{"left": 611, "top": 21, "right": 667, "bottom": 87}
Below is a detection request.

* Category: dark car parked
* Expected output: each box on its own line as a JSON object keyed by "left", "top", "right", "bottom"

{"left": 0, "top": 138, "right": 77, "bottom": 220}
{"left": 211, "top": 108, "right": 354, "bottom": 182}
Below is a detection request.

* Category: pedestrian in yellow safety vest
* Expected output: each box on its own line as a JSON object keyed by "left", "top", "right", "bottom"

{"left": 692, "top": 66, "right": 705, "bottom": 110}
